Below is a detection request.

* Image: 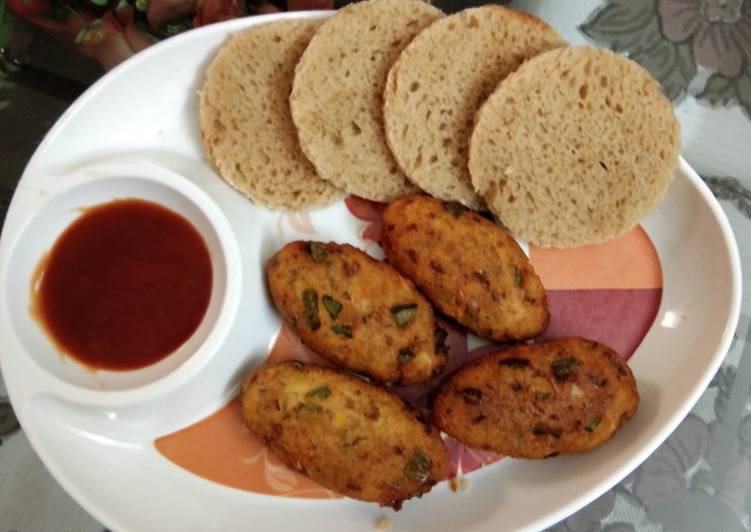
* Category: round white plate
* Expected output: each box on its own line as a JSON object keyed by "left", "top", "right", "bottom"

{"left": 0, "top": 11, "right": 742, "bottom": 532}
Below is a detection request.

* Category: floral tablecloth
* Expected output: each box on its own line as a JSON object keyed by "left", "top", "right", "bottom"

{"left": 1, "top": 0, "right": 750, "bottom": 530}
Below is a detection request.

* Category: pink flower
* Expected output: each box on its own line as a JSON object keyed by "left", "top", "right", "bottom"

{"left": 252, "top": 2, "right": 281, "bottom": 14}
{"left": 344, "top": 196, "right": 386, "bottom": 243}
{"left": 657, "top": 0, "right": 751, "bottom": 76}
{"left": 287, "top": 0, "right": 334, "bottom": 10}
{"left": 28, "top": 4, "right": 155, "bottom": 71}
{"left": 193, "top": 0, "right": 244, "bottom": 27}
{"left": 147, "top": 0, "right": 197, "bottom": 28}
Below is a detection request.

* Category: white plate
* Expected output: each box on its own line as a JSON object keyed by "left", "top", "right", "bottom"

{"left": 0, "top": 11, "right": 742, "bottom": 532}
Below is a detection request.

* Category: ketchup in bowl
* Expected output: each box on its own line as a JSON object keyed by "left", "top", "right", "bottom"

{"left": 33, "top": 198, "right": 213, "bottom": 371}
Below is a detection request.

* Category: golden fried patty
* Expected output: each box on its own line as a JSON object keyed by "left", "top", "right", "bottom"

{"left": 433, "top": 338, "right": 639, "bottom": 458}
{"left": 242, "top": 361, "right": 448, "bottom": 508}
{"left": 380, "top": 195, "right": 549, "bottom": 342}
{"left": 267, "top": 241, "right": 446, "bottom": 384}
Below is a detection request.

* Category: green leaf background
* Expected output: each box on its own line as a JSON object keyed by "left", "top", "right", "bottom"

{"left": 580, "top": 0, "right": 750, "bottom": 117}
{"left": 580, "top": 0, "right": 696, "bottom": 101}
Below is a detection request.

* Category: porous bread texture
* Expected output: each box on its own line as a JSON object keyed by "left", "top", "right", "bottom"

{"left": 200, "top": 20, "right": 342, "bottom": 211}
{"left": 290, "top": 0, "right": 444, "bottom": 202}
{"left": 383, "top": 5, "right": 566, "bottom": 209}
{"left": 469, "top": 45, "right": 681, "bottom": 248}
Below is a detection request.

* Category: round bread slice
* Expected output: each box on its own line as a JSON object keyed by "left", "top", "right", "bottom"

{"left": 469, "top": 46, "right": 681, "bottom": 248}
{"left": 200, "top": 20, "right": 342, "bottom": 211}
{"left": 290, "top": 0, "right": 443, "bottom": 202}
{"left": 383, "top": 6, "right": 566, "bottom": 209}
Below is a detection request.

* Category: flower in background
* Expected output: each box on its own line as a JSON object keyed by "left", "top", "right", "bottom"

{"left": 5, "top": 0, "right": 52, "bottom": 18}
{"left": 286, "top": 0, "right": 332, "bottom": 10}
{"left": 253, "top": 3, "right": 279, "bottom": 13}
{"left": 657, "top": 0, "right": 751, "bottom": 77}
{"left": 26, "top": 2, "right": 155, "bottom": 70}
{"left": 193, "top": 0, "right": 244, "bottom": 27}
{"left": 2, "top": 0, "right": 334, "bottom": 72}
{"left": 581, "top": 0, "right": 751, "bottom": 123}
{"left": 146, "top": 0, "right": 198, "bottom": 28}
{"left": 0, "top": 5, "right": 19, "bottom": 112}
{"left": 548, "top": 491, "right": 619, "bottom": 532}
{"left": 627, "top": 414, "right": 750, "bottom": 530}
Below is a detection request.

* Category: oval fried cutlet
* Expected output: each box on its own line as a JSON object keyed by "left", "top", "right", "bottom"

{"left": 266, "top": 241, "right": 446, "bottom": 384}
{"left": 380, "top": 195, "right": 549, "bottom": 342}
{"left": 433, "top": 338, "right": 639, "bottom": 458}
{"left": 242, "top": 361, "right": 448, "bottom": 508}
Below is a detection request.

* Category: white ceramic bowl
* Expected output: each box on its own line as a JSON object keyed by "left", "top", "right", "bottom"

{"left": 1, "top": 159, "right": 242, "bottom": 406}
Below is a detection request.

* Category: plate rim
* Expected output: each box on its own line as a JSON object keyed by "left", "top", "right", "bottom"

{"left": 0, "top": 11, "right": 743, "bottom": 532}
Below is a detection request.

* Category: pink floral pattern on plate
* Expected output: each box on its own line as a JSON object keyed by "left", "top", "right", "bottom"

{"left": 344, "top": 196, "right": 386, "bottom": 243}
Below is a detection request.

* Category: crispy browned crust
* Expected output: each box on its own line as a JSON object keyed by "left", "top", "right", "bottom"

{"left": 266, "top": 241, "right": 445, "bottom": 384}
{"left": 242, "top": 361, "right": 448, "bottom": 508}
{"left": 380, "top": 195, "right": 549, "bottom": 341}
{"left": 433, "top": 338, "right": 639, "bottom": 458}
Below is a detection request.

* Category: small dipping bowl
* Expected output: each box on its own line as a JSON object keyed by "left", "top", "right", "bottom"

{"left": 3, "top": 160, "right": 242, "bottom": 406}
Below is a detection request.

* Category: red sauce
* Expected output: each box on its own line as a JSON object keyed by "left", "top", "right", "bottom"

{"left": 33, "top": 199, "right": 213, "bottom": 371}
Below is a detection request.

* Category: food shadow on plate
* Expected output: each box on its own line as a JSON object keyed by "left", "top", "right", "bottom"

{"left": 225, "top": 353, "right": 264, "bottom": 397}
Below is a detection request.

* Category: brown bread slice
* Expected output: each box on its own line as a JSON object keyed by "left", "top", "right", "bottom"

{"left": 200, "top": 20, "right": 342, "bottom": 211}
{"left": 290, "top": 0, "right": 443, "bottom": 202}
{"left": 384, "top": 5, "right": 566, "bottom": 208}
{"left": 469, "top": 45, "right": 681, "bottom": 248}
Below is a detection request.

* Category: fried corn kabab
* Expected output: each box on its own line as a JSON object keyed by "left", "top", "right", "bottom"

{"left": 242, "top": 361, "right": 448, "bottom": 508}
{"left": 433, "top": 337, "right": 639, "bottom": 458}
{"left": 380, "top": 195, "right": 548, "bottom": 342}
{"left": 267, "top": 241, "right": 446, "bottom": 384}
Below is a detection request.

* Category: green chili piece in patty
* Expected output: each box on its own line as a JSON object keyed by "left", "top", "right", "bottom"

{"left": 309, "top": 242, "right": 328, "bottom": 262}
{"left": 302, "top": 288, "right": 320, "bottom": 331}
{"left": 391, "top": 303, "right": 418, "bottom": 328}
{"left": 331, "top": 323, "right": 353, "bottom": 338}
{"left": 513, "top": 267, "right": 523, "bottom": 288}
{"left": 551, "top": 357, "right": 581, "bottom": 381}
{"left": 322, "top": 295, "right": 343, "bottom": 319}
{"left": 299, "top": 402, "right": 323, "bottom": 415}
{"left": 585, "top": 418, "right": 601, "bottom": 433}
{"left": 403, "top": 451, "right": 432, "bottom": 483}
{"left": 306, "top": 385, "right": 331, "bottom": 399}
